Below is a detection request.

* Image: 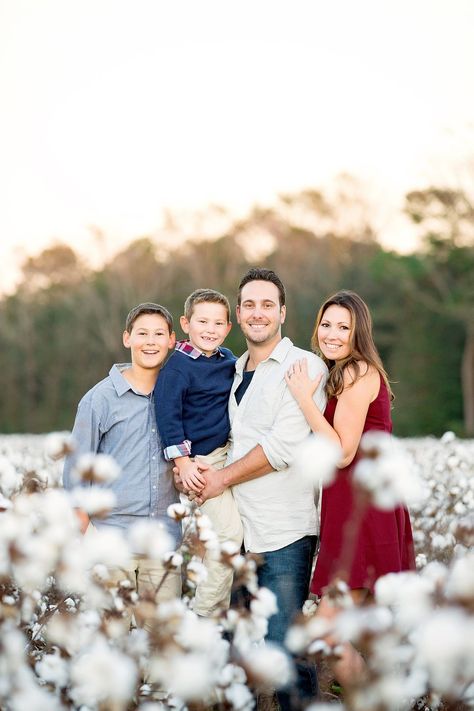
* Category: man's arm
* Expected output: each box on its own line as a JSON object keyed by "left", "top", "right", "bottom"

{"left": 194, "top": 444, "right": 272, "bottom": 500}
{"left": 195, "top": 355, "right": 327, "bottom": 503}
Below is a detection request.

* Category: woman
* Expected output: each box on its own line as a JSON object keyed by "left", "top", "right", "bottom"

{"left": 285, "top": 290, "right": 415, "bottom": 684}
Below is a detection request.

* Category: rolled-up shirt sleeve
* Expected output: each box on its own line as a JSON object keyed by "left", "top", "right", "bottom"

{"left": 259, "top": 357, "right": 327, "bottom": 471}
{"left": 62, "top": 395, "right": 101, "bottom": 490}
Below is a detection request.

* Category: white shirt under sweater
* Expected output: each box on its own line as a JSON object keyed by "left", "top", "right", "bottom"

{"left": 228, "top": 337, "right": 328, "bottom": 553}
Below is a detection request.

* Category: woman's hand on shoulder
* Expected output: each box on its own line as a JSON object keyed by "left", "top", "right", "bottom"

{"left": 285, "top": 358, "right": 323, "bottom": 405}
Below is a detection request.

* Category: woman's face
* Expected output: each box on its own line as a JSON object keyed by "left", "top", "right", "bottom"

{"left": 317, "top": 304, "right": 352, "bottom": 361}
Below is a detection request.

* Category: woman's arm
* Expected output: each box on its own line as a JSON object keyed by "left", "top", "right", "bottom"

{"left": 286, "top": 359, "right": 380, "bottom": 467}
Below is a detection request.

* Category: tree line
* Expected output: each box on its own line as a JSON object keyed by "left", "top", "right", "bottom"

{"left": 0, "top": 185, "right": 472, "bottom": 437}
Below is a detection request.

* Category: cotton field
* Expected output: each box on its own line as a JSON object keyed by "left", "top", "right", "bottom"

{"left": 0, "top": 432, "right": 473, "bottom": 711}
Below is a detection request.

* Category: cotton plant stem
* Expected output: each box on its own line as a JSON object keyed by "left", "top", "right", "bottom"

{"left": 154, "top": 499, "right": 198, "bottom": 595}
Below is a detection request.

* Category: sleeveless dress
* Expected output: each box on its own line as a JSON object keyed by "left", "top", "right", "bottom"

{"left": 311, "top": 376, "right": 416, "bottom": 595}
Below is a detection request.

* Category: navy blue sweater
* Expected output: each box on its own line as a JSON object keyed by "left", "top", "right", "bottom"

{"left": 154, "top": 345, "right": 236, "bottom": 459}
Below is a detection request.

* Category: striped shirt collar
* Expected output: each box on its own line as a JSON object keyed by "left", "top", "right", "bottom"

{"left": 175, "top": 339, "right": 225, "bottom": 359}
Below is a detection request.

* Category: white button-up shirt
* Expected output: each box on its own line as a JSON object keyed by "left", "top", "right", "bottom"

{"left": 229, "top": 337, "right": 328, "bottom": 553}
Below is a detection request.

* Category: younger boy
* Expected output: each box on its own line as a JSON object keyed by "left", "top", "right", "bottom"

{"left": 154, "top": 289, "right": 242, "bottom": 616}
{"left": 63, "top": 302, "right": 181, "bottom": 606}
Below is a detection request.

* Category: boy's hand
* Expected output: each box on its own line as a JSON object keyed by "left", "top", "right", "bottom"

{"left": 174, "top": 456, "right": 207, "bottom": 493}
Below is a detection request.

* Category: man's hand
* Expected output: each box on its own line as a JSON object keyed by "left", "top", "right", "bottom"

{"left": 193, "top": 460, "right": 226, "bottom": 505}
{"left": 174, "top": 456, "right": 207, "bottom": 493}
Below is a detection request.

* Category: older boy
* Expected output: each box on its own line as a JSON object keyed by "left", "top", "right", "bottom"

{"left": 63, "top": 302, "right": 181, "bottom": 605}
{"left": 154, "top": 288, "right": 242, "bottom": 616}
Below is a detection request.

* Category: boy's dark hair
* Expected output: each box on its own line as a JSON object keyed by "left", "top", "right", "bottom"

{"left": 125, "top": 303, "right": 174, "bottom": 334}
{"left": 237, "top": 268, "right": 286, "bottom": 307}
{"left": 184, "top": 289, "right": 231, "bottom": 322}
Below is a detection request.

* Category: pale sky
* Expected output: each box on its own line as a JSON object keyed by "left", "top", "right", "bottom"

{"left": 1, "top": 0, "right": 474, "bottom": 293}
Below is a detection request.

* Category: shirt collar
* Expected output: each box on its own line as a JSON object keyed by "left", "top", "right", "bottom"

{"left": 175, "top": 339, "right": 225, "bottom": 359}
{"left": 235, "top": 337, "right": 293, "bottom": 374}
{"left": 109, "top": 363, "right": 135, "bottom": 396}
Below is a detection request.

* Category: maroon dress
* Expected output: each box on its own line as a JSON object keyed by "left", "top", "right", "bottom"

{"left": 311, "top": 376, "right": 416, "bottom": 595}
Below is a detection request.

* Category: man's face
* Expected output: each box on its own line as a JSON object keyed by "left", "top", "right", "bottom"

{"left": 123, "top": 313, "right": 175, "bottom": 370}
{"left": 236, "top": 280, "right": 286, "bottom": 347}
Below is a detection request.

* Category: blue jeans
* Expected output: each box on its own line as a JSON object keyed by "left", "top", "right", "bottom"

{"left": 257, "top": 535, "right": 318, "bottom": 710}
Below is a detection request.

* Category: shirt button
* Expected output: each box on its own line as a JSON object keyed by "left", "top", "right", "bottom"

{"left": 153, "top": 485, "right": 156, "bottom": 490}
{"left": 151, "top": 512, "right": 155, "bottom": 517}
{"left": 152, "top": 429, "right": 156, "bottom": 433}
{"left": 152, "top": 456, "right": 156, "bottom": 460}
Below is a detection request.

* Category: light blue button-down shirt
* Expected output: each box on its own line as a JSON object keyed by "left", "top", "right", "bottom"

{"left": 63, "top": 364, "right": 180, "bottom": 544}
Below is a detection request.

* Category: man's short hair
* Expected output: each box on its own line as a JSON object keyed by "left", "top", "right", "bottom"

{"left": 237, "top": 268, "right": 286, "bottom": 307}
{"left": 184, "top": 289, "right": 231, "bottom": 322}
{"left": 125, "top": 303, "right": 174, "bottom": 334}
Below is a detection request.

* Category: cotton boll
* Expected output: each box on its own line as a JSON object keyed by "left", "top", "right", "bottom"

{"left": 233, "top": 615, "right": 268, "bottom": 652}
{"left": 12, "top": 548, "right": 55, "bottom": 593}
{"left": 220, "top": 540, "right": 241, "bottom": 556}
{"left": 250, "top": 587, "right": 278, "bottom": 619}
{"left": 44, "top": 432, "right": 75, "bottom": 461}
{"left": 356, "top": 673, "right": 425, "bottom": 711}
{"left": 199, "top": 526, "right": 219, "bottom": 552}
{"left": 219, "top": 663, "right": 247, "bottom": 686}
{"left": 412, "top": 609, "right": 474, "bottom": 696}
{"left": 195, "top": 513, "right": 213, "bottom": 530}
{"left": 56, "top": 538, "right": 93, "bottom": 595}
{"left": 445, "top": 553, "right": 474, "bottom": 602}
{"left": 149, "top": 651, "right": 217, "bottom": 702}
{"left": 431, "top": 533, "right": 455, "bottom": 550}
{"left": 37, "top": 489, "right": 81, "bottom": 546}
{"left": 186, "top": 558, "right": 208, "bottom": 586}
{"left": 294, "top": 434, "right": 341, "bottom": 487}
{"left": 285, "top": 624, "right": 310, "bottom": 654}
{"left": 302, "top": 599, "right": 318, "bottom": 616}
{"left": 243, "top": 643, "right": 294, "bottom": 690}
{"left": 354, "top": 433, "right": 424, "bottom": 510}
{"left": 163, "top": 551, "right": 183, "bottom": 570}
{"left": 81, "top": 526, "right": 131, "bottom": 570}
{"left": 334, "top": 605, "right": 393, "bottom": 644}
{"left": 0, "top": 456, "right": 23, "bottom": 498}
{"left": 127, "top": 520, "right": 174, "bottom": 560}
{"left": 375, "top": 572, "right": 434, "bottom": 632}
{"left": 70, "top": 638, "right": 137, "bottom": 707}
{"left": 176, "top": 611, "right": 225, "bottom": 654}
{"left": 156, "top": 597, "right": 188, "bottom": 622}
{"left": 74, "top": 453, "right": 121, "bottom": 484}
{"left": 224, "top": 681, "right": 255, "bottom": 710}
{"left": 420, "top": 560, "right": 449, "bottom": 587}
{"left": 35, "top": 653, "right": 69, "bottom": 688}
{"left": 167, "top": 502, "right": 191, "bottom": 520}
{"left": 9, "top": 683, "right": 63, "bottom": 711}
{"left": 45, "top": 610, "right": 100, "bottom": 656}
{"left": 70, "top": 487, "right": 116, "bottom": 517}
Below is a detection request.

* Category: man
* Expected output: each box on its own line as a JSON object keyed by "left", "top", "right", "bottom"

{"left": 194, "top": 268, "right": 328, "bottom": 709}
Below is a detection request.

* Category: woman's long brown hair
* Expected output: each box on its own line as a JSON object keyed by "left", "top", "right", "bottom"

{"left": 311, "top": 290, "right": 393, "bottom": 400}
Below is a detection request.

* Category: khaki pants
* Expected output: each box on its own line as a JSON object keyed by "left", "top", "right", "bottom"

{"left": 85, "top": 524, "right": 181, "bottom": 631}
{"left": 193, "top": 444, "right": 243, "bottom": 617}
